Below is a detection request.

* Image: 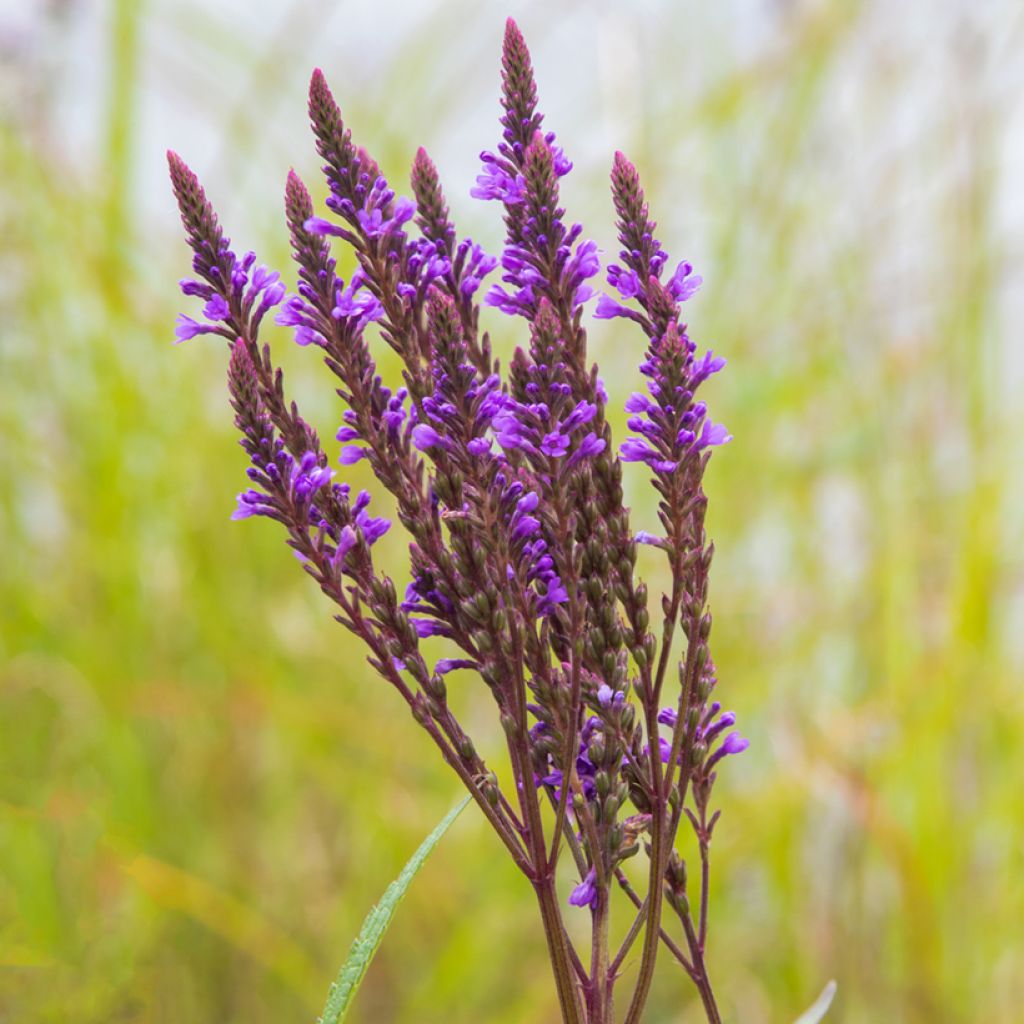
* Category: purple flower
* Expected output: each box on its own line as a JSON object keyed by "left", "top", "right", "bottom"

{"left": 290, "top": 451, "right": 334, "bottom": 498}
{"left": 276, "top": 295, "right": 326, "bottom": 347}
{"left": 304, "top": 215, "right": 347, "bottom": 238}
{"left": 621, "top": 443, "right": 675, "bottom": 474}
{"left": 339, "top": 446, "right": 370, "bottom": 465}
{"left": 702, "top": 711, "right": 736, "bottom": 743}
{"left": 667, "top": 260, "right": 702, "bottom": 303}
{"left": 412, "top": 423, "right": 446, "bottom": 452}
{"left": 411, "top": 617, "right": 452, "bottom": 638}
{"left": 435, "top": 658, "right": 478, "bottom": 675}
{"left": 707, "top": 732, "right": 749, "bottom": 769}
{"left": 176, "top": 247, "right": 285, "bottom": 344}
{"left": 691, "top": 350, "right": 727, "bottom": 385}
{"left": 491, "top": 398, "right": 604, "bottom": 468}
{"left": 569, "top": 868, "right": 598, "bottom": 908}
{"left": 458, "top": 241, "right": 499, "bottom": 295}
{"left": 565, "top": 432, "right": 606, "bottom": 468}
{"left": 358, "top": 194, "right": 416, "bottom": 239}
{"left": 597, "top": 685, "right": 625, "bottom": 709}
{"left": 231, "top": 488, "right": 270, "bottom": 520}
{"left": 624, "top": 392, "right": 655, "bottom": 414}
{"left": 471, "top": 152, "right": 524, "bottom": 204}
{"left": 696, "top": 420, "right": 732, "bottom": 449}
{"left": 541, "top": 431, "right": 569, "bottom": 457}
{"left": 607, "top": 264, "right": 643, "bottom": 300}
{"left": 593, "top": 294, "right": 634, "bottom": 321}
{"left": 174, "top": 314, "right": 210, "bottom": 343}
{"left": 563, "top": 239, "right": 601, "bottom": 307}
{"left": 203, "top": 293, "right": 230, "bottom": 320}
{"left": 333, "top": 278, "right": 384, "bottom": 329}
{"left": 333, "top": 525, "right": 358, "bottom": 566}
{"left": 485, "top": 282, "right": 535, "bottom": 318}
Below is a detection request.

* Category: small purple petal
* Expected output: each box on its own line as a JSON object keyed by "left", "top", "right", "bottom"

{"left": 435, "top": 658, "right": 478, "bottom": 675}
{"left": 412, "top": 423, "right": 445, "bottom": 451}
{"left": 696, "top": 420, "right": 732, "bottom": 449}
{"left": 707, "top": 731, "right": 750, "bottom": 769}
{"left": 568, "top": 868, "right": 598, "bottom": 908}
{"left": 339, "top": 446, "right": 370, "bottom": 465}
{"left": 635, "top": 531, "right": 662, "bottom": 546}
{"left": 304, "top": 216, "right": 347, "bottom": 237}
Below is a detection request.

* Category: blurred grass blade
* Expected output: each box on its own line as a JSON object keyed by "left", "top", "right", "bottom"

{"left": 794, "top": 980, "right": 837, "bottom": 1024}
{"left": 318, "top": 796, "right": 470, "bottom": 1024}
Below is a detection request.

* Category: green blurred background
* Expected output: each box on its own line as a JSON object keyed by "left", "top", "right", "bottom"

{"left": 2, "top": 1, "right": 1022, "bottom": 1021}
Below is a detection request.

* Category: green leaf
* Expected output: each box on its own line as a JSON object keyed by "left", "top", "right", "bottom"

{"left": 794, "top": 980, "right": 837, "bottom": 1024}
{"left": 317, "top": 795, "right": 471, "bottom": 1024}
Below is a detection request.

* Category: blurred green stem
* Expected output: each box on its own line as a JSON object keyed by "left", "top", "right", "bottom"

{"left": 103, "top": 0, "right": 143, "bottom": 292}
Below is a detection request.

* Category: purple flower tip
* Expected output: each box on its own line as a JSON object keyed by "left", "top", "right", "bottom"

{"left": 707, "top": 730, "right": 750, "bottom": 770}
{"left": 435, "top": 658, "right": 478, "bottom": 675}
{"left": 722, "top": 732, "right": 749, "bottom": 755}
{"left": 339, "top": 445, "right": 370, "bottom": 465}
{"left": 412, "top": 423, "right": 444, "bottom": 451}
{"left": 304, "top": 215, "right": 346, "bottom": 238}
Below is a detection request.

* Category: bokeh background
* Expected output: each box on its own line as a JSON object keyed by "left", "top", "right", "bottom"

{"left": 2, "top": 0, "right": 1023, "bottom": 1021}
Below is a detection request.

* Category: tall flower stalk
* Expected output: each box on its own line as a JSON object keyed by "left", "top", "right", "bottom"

{"left": 169, "top": 20, "right": 745, "bottom": 1023}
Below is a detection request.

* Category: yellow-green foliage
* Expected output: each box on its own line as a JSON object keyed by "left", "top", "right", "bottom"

{"left": 2, "top": 3, "right": 1022, "bottom": 1022}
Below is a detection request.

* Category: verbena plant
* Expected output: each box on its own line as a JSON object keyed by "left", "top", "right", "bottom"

{"left": 169, "top": 19, "right": 751, "bottom": 1024}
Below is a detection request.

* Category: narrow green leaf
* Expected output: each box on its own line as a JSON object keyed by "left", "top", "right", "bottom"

{"left": 794, "top": 980, "right": 837, "bottom": 1024}
{"left": 318, "top": 795, "right": 471, "bottom": 1024}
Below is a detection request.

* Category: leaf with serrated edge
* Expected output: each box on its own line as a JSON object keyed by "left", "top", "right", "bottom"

{"left": 318, "top": 796, "right": 471, "bottom": 1024}
{"left": 794, "top": 980, "right": 838, "bottom": 1024}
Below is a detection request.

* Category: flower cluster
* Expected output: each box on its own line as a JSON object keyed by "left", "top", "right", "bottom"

{"left": 176, "top": 251, "right": 285, "bottom": 343}
{"left": 169, "top": 20, "right": 743, "bottom": 1024}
